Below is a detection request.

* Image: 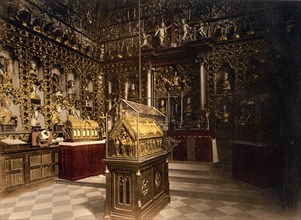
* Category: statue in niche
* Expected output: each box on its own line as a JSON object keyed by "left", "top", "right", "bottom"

{"left": 184, "top": 97, "right": 193, "bottom": 115}
{"left": 52, "top": 104, "right": 63, "bottom": 126}
{"left": 158, "top": 99, "right": 166, "bottom": 114}
{"left": 68, "top": 81, "right": 75, "bottom": 95}
{"left": 30, "top": 85, "right": 41, "bottom": 104}
{"left": 31, "top": 107, "right": 41, "bottom": 127}
{"left": 52, "top": 73, "right": 62, "bottom": 95}
{"left": 67, "top": 73, "right": 75, "bottom": 95}
{"left": 155, "top": 22, "right": 170, "bottom": 47}
{"left": 164, "top": 71, "right": 183, "bottom": 91}
{"left": 0, "top": 97, "right": 17, "bottom": 126}
{"left": 222, "top": 72, "right": 231, "bottom": 92}
{"left": 67, "top": 106, "right": 80, "bottom": 120}
{"left": 174, "top": 95, "right": 181, "bottom": 116}
{"left": 0, "top": 55, "right": 13, "bottom": 86}
{"left": 199, "top": 111, "right": 209, "bottom": 130}
{"left": 29, "top": 61, "right": 37, "bottom": 77}
{"left": 128, "top": 83, "right": 138, "bottom": 99}
{"left": 171, "top": 72, "right": 182, "bottom": 90}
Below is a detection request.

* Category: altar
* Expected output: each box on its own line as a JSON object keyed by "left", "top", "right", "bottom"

{"left": 167, "top": 129, "right": 218, "bottom": 163}
{"left": 59, "top": 140, "right": 106, "bottom": 181}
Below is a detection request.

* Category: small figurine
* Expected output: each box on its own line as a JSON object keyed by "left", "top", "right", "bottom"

{"left": 222, "top": 72, "right": 231, "bottom": 91}
{"left": 155, "top": 22, "right": 170, "bottom": 47}
{"left": 0, "top": 56, "right": 13, "bottom": 86}
{"left": 158, "top": 99, "right": 166, "bottom": 114}
{"left": 185, "top": 97, "right": 193, "bottom": 114}
{"left": 181, "top": 18, "right": 191, "bottom": 41}
{"left": 0, "top": 97, "right": 17, "bottom": 126}
{"left": 141, "top": 32, "right": 151, "bottom": 48}
{"left": 29, "top": 61, "right": 37, "bottom": 76}
{"left": 196, "top": 21, "right": 209, "bottom": 38}
{"left": 128, "top": 83, "right": 138, "bottom": 99}
{"left": 31, "top": 108, "right": 41, "bottom": 127}
{"left": 30, "top": 85, "right": 41, "bottom": 103}
{"left": 171, "top": 72, "right": 181, "bottom": 90}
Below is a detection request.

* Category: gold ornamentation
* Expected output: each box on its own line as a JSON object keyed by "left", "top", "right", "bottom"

{"left": 142, "top": 178, "right": 149, "bottom": 196}
{"left": 0, "top": 55, "right": 13, "bottom": 86}
{"left": 204, "top": 39, "right": 265, "bottom": 129}
{"left": 155, "top": 172, "right": 161, "bottom": 188}
{"left": 0, "top": 17, "right": 105, "bottom": 132}
{"left": 63, "top": 108, "right": 100, "bottom": 141}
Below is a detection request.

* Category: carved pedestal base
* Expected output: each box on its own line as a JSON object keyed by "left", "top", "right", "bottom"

{"left": 104, "top": 152, "right": 170, "bottom": 220}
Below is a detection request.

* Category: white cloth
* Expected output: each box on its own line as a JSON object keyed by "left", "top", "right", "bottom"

{"left": 212, "top": 138, "right": 219, "bottom": 163}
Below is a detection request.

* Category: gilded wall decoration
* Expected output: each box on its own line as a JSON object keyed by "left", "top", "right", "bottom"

{"left": 0, "top": 16, "right": 105, "bottom": 133}
{"left": 203, "top": 39, "right": 265, "bottom": 134}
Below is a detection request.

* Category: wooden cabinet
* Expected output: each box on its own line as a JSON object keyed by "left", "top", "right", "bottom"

{"left": 59, "top": 140, "right": 106, "bottom": 181}
{"left": 232, "top": 142, "right": 284, "bottom": 187}
{"left": 3, "top": 153, "right": 25, "bottom": 189}
{"left": 28, "top": 150, "right": 59, "bottom": 182}
{"left": 0, "top": 145, "right": 59, "bottom": 195}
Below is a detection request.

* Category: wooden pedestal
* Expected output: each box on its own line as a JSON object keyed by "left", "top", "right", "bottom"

{"left": 103, "top": 152, "right": 170, "bottom": 220}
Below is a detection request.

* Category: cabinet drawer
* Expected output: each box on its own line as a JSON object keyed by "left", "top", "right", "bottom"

{"left": 5, "top": 157, "right": 24, "bottom": 172}
{"left": 30, "top": 155, "right": 42, "bottom": 167}
{"left": 5, "top": 172, "right": 25, "bottom": 187}
{"left": 30, "top": 168, "right": 42, "bottom": 180}
{"left": 42, "top": 153, "right": 52, "bottom": 164}
{"left": 42, "top": 165, "right": 53, "bottom": 177}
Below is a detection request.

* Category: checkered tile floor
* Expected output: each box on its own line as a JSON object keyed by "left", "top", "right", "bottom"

{"left": 1, "top": 173, "right": 300, "bottom": 219}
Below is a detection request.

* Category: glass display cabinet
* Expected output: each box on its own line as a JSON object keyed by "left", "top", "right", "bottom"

{"left": 104, "top": 99, "right": 170, "bottom": 220}
{"left": 106, "top": 99, "right": 167, "bottom": 159}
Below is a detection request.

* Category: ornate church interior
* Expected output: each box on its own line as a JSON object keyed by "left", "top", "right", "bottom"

{"left": 0, "top": 0, "right": 301, "bottom": 219}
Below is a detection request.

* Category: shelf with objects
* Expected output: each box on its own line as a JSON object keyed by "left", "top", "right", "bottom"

{"left": 0, "top": 136, "right": 59, "bottom": 197}
{"left": 104, "top": 99, "right": 175, "bottom": 220}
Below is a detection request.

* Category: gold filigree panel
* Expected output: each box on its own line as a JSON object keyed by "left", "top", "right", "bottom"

{"left": 204, "top": 39, "right": 265, "bottom": 130}
{"left": 0, "top": 18, "right": 105, "bottom": 131}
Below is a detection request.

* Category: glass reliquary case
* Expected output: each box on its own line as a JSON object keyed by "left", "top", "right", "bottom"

{"left": 106, "top": 99, "right": 167, "bottom": 159}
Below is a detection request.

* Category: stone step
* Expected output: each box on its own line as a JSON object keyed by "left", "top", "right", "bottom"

{"left": 168, "top": 169, "right": 221, "bottom": 179}
{"left": 56, "top": 161, "right": 267, "bottom": 205}
{"left": 168, "top": 161, "right": 268, "bottom": 204}
{"left": 168, "top": 161, "right": 213, "bottom": 172}
{"left": 169, "top": 185, "right": 267, "bottom": 205}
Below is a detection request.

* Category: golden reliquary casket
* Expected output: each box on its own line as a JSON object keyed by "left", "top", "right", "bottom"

{"left": 63, "top": 115, "right": 100, "bottom": 142}
{"left": 106, "top": 99, "right": 167, "bottom": 159}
